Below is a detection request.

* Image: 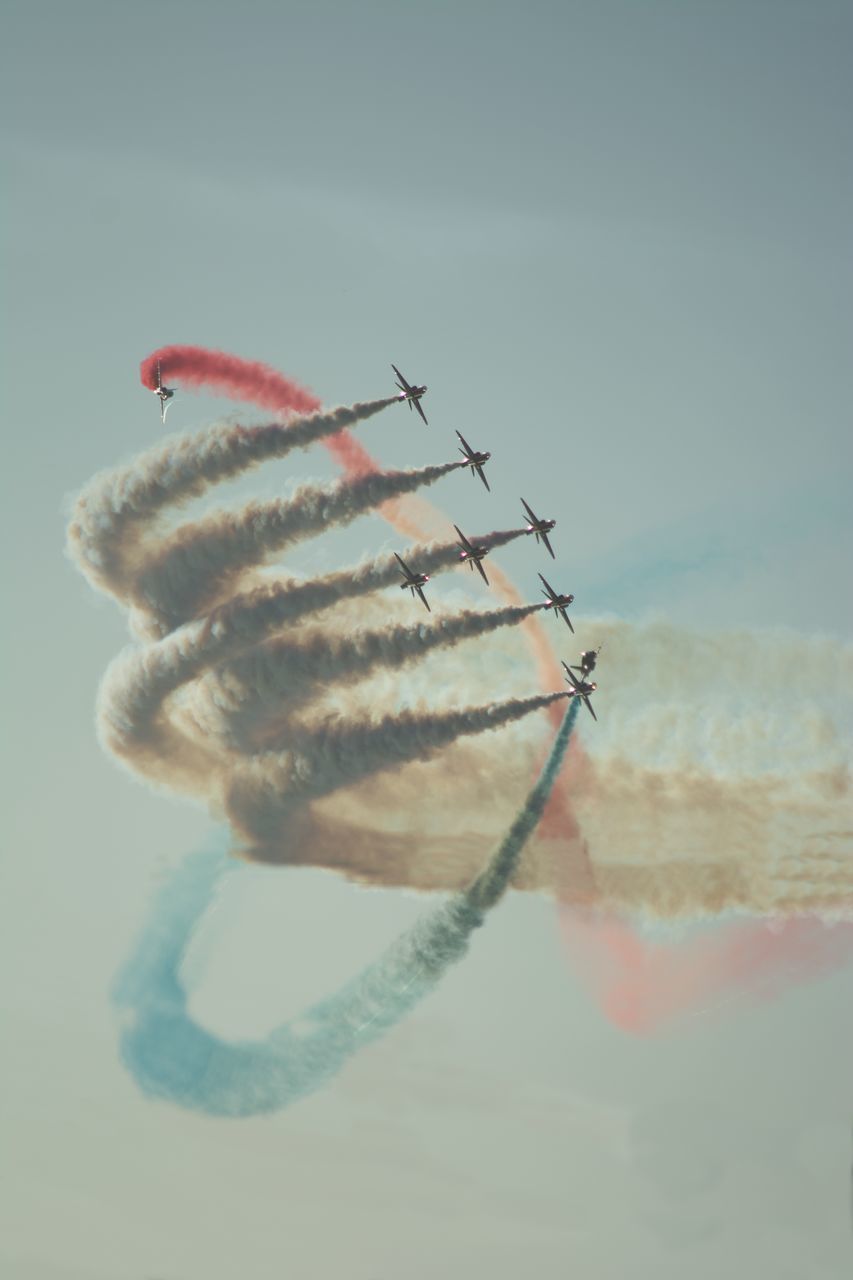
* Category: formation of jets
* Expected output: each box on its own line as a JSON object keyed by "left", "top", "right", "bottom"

{"left": 146, "top": 358, "right": 603, "bottom": 720}
{"left": 389, "top": 362, "right": 604, "bottom": 721}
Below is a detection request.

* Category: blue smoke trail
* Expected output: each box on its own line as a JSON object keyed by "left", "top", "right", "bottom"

{"left": 112, "top": 699, "right": 579, "bottom": 1117}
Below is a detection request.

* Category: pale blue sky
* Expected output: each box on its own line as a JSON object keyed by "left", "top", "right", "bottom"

{"left": 2, "top": 3, "right": 852, "bottom": 1277}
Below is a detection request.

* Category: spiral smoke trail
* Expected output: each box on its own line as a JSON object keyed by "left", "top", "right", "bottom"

{"left": 75, "top": 346, "right": 853, "bottom": 1045}
{"left": 67, "top": 374, "right": 565, "bottom": 863}
{"left": 112, "top": 702, "right": 579, "bottom": 1117}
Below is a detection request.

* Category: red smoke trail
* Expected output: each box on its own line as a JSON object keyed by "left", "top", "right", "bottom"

{"left": 141, "top": 345, "right": 851, "bottom": 1027}
{"left": 561, "top": 909, "right": 853, "bottom": 1034}
{"left": 140, "top": 346, "right": 321, "bottom": 417}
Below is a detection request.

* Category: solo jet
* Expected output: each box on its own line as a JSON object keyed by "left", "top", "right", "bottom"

{"left": 538, "top": 573, "right": 575, "bottom": 631}
{"left": 521, "top": 497, "right": 556, "bottom": 559}
{"left": 562, "top": 663, "right": 598, "bottom": 721}
{"left": 394, "top": 552, "right": 431, "bottom": 612}
{"left": 570, "top": 645, "right": 603, "bottom": 678}
{"left": 391, "top": 363, "right": 428, "bottom": 425}
{"left": 152, "top": 360, "right": 175, "bottom": 423}
{"left": 455, "top": 430, "right": 491, "bottom": 492}
{"left": 454, "top": 525, "right": 491, "bottom": 585}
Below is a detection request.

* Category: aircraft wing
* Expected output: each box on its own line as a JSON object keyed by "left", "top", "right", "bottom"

{"left": 160, "top": 398, "right": 169, "bottom": 424}
{"left": 475, "top": 465, "right": 490, "bottom": 492}
{"left": 391, "top": 363, "right": 412, "bottom": 393}
{"left": 474, "top": 556, "right": 490, "bottom": 586}
{"left": 540, "top": 530, "right": 556, "bottom": 559}
{"left": 559, "top": 608, "right": 574, "bottom": 632}
{"left": 415, "top": 584, "right": 431, "bottom": 612}
{"left": 453, "top": 524, "right": 474, "bottom": 553}
{"left": 521, "top": 497, "right": 538, "bottom": 524}
{"left": 562, "top": 662, "right": 580, "bottom": 692}
{"left": 413, "top": 396, "right": 428, "bottom": 426}
{"left": 538, "top": 572, "right": 557, "bottom": 599}
{"left": 455, "top": 429, "right": 473, "bottom": 456}
{"left": 394, "top": 551, "right": 414, "bottom": 580}
{"left": 583, "top": 696, "right": 597, "bottom": 722}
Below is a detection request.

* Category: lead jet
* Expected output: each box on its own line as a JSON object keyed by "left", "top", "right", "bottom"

{"left": 455, "top": 430, "right": 491, "bottom": 492}
{"left": 538, "top": 573, "right": 575, "bottom": 631}
{"left": 394, "top": 552, "right": 431, "bottom": 612}
{"left": 454, "top": 524, "right": 491, "bottom": 585}
{"left": 152, "top": 360, "right": 175, "bottom": 423}
{"left": 570, "top": 645, "right": 603, "bottom": 678}
{"left": 562, "top": 663, "right": 598, "bottom": 721}
{"left": 391, "top": 363, "right": 428, "bottom": 425}
{"left": 521, "top": 497, "right": 556, "bottom": 559}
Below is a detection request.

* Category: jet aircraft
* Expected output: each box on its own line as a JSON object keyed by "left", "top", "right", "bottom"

{"left": 570, "top": 646, "right": 603, "bottom": 678}
{"left": 394, "top": 552, "right": 431, "bottom": 611}
{"left": 562, "top": 663, "right": 598, "bottom": 721}
{"left": 391, "top": 364, "right": 428, "bottom": 425}
{"left": 455, "top": 430, "right": 491, "bottom": 492}
{"left": 453, "top": 525, "right": 491, "bottom": 585}
{"left": 152, "top": 360, "right": 175, "bottom": 423}
{"left": 538, "top": 573, "right": 575, "bottom": 631}
{"left": 521, "top": 497, "right": 556, "bottom": 559}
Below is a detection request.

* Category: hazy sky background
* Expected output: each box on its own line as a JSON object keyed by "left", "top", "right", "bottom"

{"left": 2, "top": 2, "right": 852, "bottom": 1277}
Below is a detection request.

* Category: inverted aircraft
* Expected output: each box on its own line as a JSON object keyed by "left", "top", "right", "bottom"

{"left": 453, "top": 525, "right": 491, "bottom": 585}
{"left": 394, "top": 552, "right": 431, "bottom": 611}
{"left": 538, "top": 573, "right": 575, "bottom": 631}
{"left": 391, "top": 363, "right": 428, "bottom": 425}
{"left": 455, "top": 430, "right": 491, "bottom": 492}
{"left": 562, "top": 663, "right": 598, "bottom": 721}
{"left": 521, "top": 497, "right": 556, "bottom": 559}
{"left": 152, "top": 360, "right": 175, "bottom": 423}
{"left": 570, "top": 646, "right": 602, "bottom": 678}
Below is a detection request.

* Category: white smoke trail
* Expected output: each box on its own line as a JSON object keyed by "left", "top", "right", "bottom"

{"left": 132, "top": 461, "right": 465, "bottom": 628}
{"left": 67, "top": 398, "right": 395, "bottom": 600}
{"left": 68, "top": 397, "right": 556, "bottom": 870}
{"left": 112, "top": 703, "right": 579, "bottom": 1117}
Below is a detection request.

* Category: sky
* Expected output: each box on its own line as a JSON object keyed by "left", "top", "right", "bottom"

{"left": 2, "top": 2, "right": 852, "bottom": 1277}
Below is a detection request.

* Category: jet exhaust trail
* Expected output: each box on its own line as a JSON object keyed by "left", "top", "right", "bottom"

{"left": 200, "top": 602, "right": 545, "bottom": 749}
{"left": 71, "top": 362, "right": 557, "bottom": 871}
{"left": 68, "top": 398, "right": 395, "bottom": 604}
{"left": 132, "top": 461, "right": 465, "bottom": 628}
{"left": 140, "top": 345, "right": 322, "bottom": 416}
{"left": 75, "top": 343, "right": 852, "bottom": 1040}
{"left": 112, "top": 702, "right": 579, "bottom": 1117}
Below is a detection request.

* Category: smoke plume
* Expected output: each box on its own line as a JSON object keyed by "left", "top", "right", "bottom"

{"left": 112, "top": 703, "right": 579, "bottom": 1117}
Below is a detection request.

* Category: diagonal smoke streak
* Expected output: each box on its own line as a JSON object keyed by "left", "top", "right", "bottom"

{"left": 96, "top": 531, "right": 532, "bottom": 768}
{"left": 202, "top": 602, "right": 546, "bottom": 748}
{"left": 112, "top": 702, "right": 579, "bottom": 1117}
{"left": 134, "top": 461, "right": 465, "bottom": 628}
{"left": 225, "top": 693, "right": 568, "bottom": 850}
{"left": 66, "top": 398, "right": 392, "bottom": 601}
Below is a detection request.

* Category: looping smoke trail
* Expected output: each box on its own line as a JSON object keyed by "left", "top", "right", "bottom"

{"left": 140, "top": 344, "right": 322, "bottom": 415}
{"left": 70, "top": 354, "right": 560, "bottom": 882}
{"left": 199, "top": 602, "right": 545, "bottom": 749}
{"left": 67, "top": 397, "right": 395, "bottom": 605}
{"left": 112, "top": 702, "right": 579, "bottom": 1117}
{"left": 122, "top": 344, "right": 853, "bottom": 1027}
